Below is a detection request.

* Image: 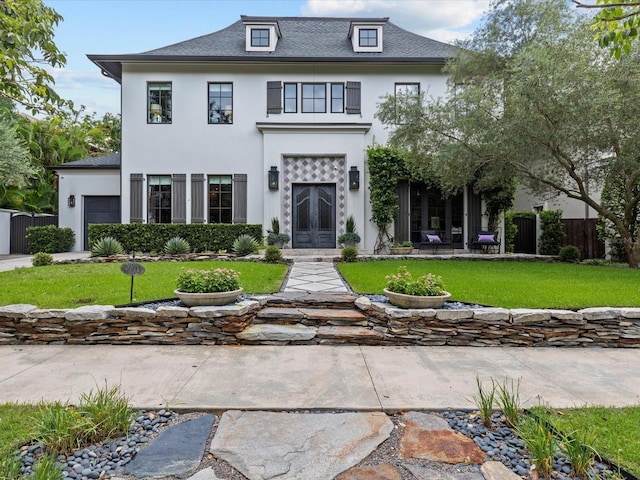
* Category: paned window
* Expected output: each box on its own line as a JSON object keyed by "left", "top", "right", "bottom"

{"left": 148, "top": 175, "right": 171, "bottom": 223}
{"left": 331, "top": 83, "right": 344, "bottom": 113}
{"left": 209, "top": 175, "right": 233, "bottom": 223}
{"left": 359, "top": 29, "right": 378, "bottom": 47}
{"left": 148, "top": 83, "right": 172, "bottom": 124}
{"left": 284, "top": 83, "right": 297, "bottom": 113}
{"left": 251, "top": 28, "right": 270, "bottom": 47}
{"left": 301, "top": 83, "right": 326, "bottom": 113}
{"left": 208, "top": 83, "right": 233, "bottom": 124}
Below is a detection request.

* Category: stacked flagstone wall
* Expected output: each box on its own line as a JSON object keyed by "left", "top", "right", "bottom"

{"left": 0, "top": 296, "right": 639, "bottom": 347}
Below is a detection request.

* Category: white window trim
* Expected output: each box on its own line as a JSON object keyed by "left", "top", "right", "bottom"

{"left": 245, "top": 23, "right": 280, "bottom": 52}
{"left": 349, "top": 24, "right": 384, "bottom": 53}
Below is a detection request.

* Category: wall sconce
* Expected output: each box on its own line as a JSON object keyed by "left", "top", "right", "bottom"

{"left": 268, "top": 166, "right": 279, "bottom": 190}
{"left": 349, "top": 166, "right": 360, "bottom": 190}
{"left": 68, "top": 195, "right": 76, "bottom": 208}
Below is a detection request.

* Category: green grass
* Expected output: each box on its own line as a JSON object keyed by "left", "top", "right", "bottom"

{"left": 0, "top": 403, "right": 40, "bottom": 457}
{"left": 0, "top": 261, "right": 288, "bottom": 309}
{"left": 548, "top": 406, "right": 640, "bottom": 477}
{"left": 337, "top": 260, "right": 640, "bottom": 309}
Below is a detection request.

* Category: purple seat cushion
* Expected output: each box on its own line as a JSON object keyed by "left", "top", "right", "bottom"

{"left": 478, "top": 234, "right": 495, "bottom": 243}
{"left": 426, "top": 234, "right": 442, "bottom": 243}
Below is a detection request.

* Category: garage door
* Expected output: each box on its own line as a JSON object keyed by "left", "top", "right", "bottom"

{"left": 84, "top": 196, "right": 121, "bottom": 250}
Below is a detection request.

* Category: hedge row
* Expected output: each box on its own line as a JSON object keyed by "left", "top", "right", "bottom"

{"left": 87, "top": 224, "right": 263, "bottom": 253}
{"left": 26, "top": 226, "right": 75, "bottom": 254}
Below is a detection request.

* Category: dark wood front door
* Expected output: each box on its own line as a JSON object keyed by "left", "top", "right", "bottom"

{"left": 292, "top": 184, "right": 336, "bottom": 248}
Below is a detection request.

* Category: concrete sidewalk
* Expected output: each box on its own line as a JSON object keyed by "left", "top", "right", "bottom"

{"left": 1, "top": 344, "right": 638, "bottom": 410}
{"left": 0, "top": 252, "right": 91, "bottom": 272}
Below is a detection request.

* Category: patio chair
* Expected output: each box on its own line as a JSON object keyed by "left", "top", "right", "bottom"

{"left": 419, "top": 230, "right": 451, "bottom": 254}
{"left": 470, "top": 230, "right": 501, "bottom": 253}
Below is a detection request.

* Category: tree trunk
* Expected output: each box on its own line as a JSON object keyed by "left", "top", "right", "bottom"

{"left": 622, "top": 236, "right": 640, "bottom": 268}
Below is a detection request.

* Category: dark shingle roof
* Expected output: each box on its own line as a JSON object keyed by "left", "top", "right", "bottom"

{"left": 52, "top": 152, "right": 120, "bottom": 170}
{"left": 88, "top": 16, "right": 456, "bottom": 82}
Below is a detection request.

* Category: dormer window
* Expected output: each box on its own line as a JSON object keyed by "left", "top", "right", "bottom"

{"left": 242, "top": 16, "right": 281, "bottom": 52}
{"left": 251, "top": 28, "right": 270, "bottom": 47}
{"left": 349, "top": 20, "right": 386, "bottom": 53}
{"left": 359, "top": 29, "right": 378, "bottom": 47}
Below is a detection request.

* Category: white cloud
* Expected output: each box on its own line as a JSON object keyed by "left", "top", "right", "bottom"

{"left": 47, "top": 67, "right": 120, "bottom": 116}
{"left": 302, "top": 0, "right": 490, "bottom": 42}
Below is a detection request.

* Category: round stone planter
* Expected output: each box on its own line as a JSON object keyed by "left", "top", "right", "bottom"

{"left": 174, "top": 288, "right": 243, "bottom": 307}
{"left": 383, "top": 288, "right": 451, "bottom": 309}
{"left": 389, "top": 246, "right": 413, "bottom": 255}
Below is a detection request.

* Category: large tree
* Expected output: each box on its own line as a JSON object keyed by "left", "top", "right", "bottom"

{"left": 573, "top": 0, "right": 640, "bottom": 57}
{"left": 0, "top": 0, "right": 68, "bottom": 114}
{"left": 376, "top": 0, "right": 640, "bottom": 267}
{"left": 0, "top": 118, "right": 34, "bottom": 190}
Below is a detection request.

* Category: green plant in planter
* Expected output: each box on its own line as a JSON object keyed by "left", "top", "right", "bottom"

{"left": 390, "top": 241, "right": 414, "bottom": 248}
{"left": 176, "top": 268, "right": 240, "bottom": 293}
{"left": 266, "top": 217, "right": 291, "bottom": 247}
{"left": 338, "top": 215, "right": 361, "bottom": 247}
{"left": 384, "top": 266, "right": 445, "bottom": 296}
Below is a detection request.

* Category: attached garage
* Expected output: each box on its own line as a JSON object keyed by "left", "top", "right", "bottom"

{"left": 84, "top": 196, "right": 121, "bottom": 250}
{"left": 52, "top": 153, "right": 121, "bottom": 252}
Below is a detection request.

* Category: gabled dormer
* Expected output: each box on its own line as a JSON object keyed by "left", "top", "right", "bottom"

{"left": 241, "top": 15, "right": 281, "bottom": 52}
{"left": 349, "top": 19, "right": 388, "bottom": 53}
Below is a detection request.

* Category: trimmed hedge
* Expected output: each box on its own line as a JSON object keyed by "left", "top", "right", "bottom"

{"left": 26, "top": 226, "right": 75, "bottom": 254}
{"left": 88, "top": 223, "right": 263, "bottom": 253}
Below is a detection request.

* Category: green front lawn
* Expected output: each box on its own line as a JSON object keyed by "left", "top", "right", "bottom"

{"left": 337, "top": 260, "right": 640, "bottom": 309}
{"left": 0, "top": 261, "right": 288, "bottom": 309}
{"left": 547, "top": 406, "right": 640, "bottom": 477}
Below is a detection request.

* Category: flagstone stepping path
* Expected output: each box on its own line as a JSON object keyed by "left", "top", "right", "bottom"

{"left": 114, "top": 411, "right": 529, "bottom": 480}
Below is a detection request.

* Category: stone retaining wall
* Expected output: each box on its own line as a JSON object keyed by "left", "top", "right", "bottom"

{"left": 1, "top": 298, "right": 639, "bottom": 347}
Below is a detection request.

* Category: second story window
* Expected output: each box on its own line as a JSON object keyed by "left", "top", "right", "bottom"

{"left": 148, "top": 175, "right": 171, "bottom": 223}
{"left": 359, "top": 29, "right": 378, "bottom": 47}
{"left": 148, "top": 82, "right": 172, "bottom": 124}
{"left": 251, "top": 28, "right": 270, "bottom": 47}
{"left": 208, "top": 83, "right": 233, "bottom": 124}
{"left": 301, "top": 83, "right": 326, "bottom": 113}
{"left": 331, "top": 84, "right": 344, "bottom": 113}
{"left": 284, "top": 83, "right": 297, "bottom": 113}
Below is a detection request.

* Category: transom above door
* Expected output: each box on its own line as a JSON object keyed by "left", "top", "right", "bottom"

{"left": 292, "top": 184, "right": 336, "bottom": 248}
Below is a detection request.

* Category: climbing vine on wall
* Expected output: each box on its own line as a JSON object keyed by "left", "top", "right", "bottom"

{"left": 367, "top": 146, "right": 409, "bottom": 253}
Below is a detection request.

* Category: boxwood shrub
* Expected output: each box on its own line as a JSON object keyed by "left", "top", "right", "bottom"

{"left": 26, "top": 226, "right": 75, "bottom": 254}
{"left": 87, "top": 223, "right": 263, "bottom": 253}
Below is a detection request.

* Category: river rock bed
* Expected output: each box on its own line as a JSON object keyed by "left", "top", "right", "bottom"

{"left": 17, "top": 410, "right": 177, "bottom": 479}
{"left": 14, "top": 409, "right": 626, "bottom": 480}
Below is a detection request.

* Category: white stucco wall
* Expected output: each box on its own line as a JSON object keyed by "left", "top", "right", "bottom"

{"left": 56, "top": 170, "right": 120, "bottom": 251}
{"left": 119, "top": 62, "right": 449, "bottom": 250}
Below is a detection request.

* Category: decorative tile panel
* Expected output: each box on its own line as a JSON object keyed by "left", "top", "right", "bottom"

{"left": 282, "top": 156, "right": 346, "bottom": 237}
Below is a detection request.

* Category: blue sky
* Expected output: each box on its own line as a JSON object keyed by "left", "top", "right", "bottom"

{"left": 44, "top": 0, "right": 491, "bottom": 117}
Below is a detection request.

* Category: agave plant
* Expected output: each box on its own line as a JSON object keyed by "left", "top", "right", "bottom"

{"left": 163, "top": 236, "right": 190, "bottom": 255}
{"left": 233, "top": 234, "right": 259, "bottom": 257}
{"left": 91, "top": 236, "right": 124, "bottom": 257}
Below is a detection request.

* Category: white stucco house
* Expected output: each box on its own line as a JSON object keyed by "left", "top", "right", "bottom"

{"left": 55, "top": 16, "right": 491, "bottom": 252}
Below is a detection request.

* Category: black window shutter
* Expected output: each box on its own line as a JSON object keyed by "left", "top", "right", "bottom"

{"left": 232, "top": 174, "right": 247, "bottom": 224}
{"left": 191, "top": 174, "right": 205, "bottom": 223}
{"left": 267, "top": 81, "right": 282, "bottom": 114}
{"left": 346, "top": 81, "right": 361, "bottom": 114}
{"left": 130, "top": 173, "right": 144, "bottom": 223}
{"left": 171, "top": 174, "right": 186, "bottom": 223}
